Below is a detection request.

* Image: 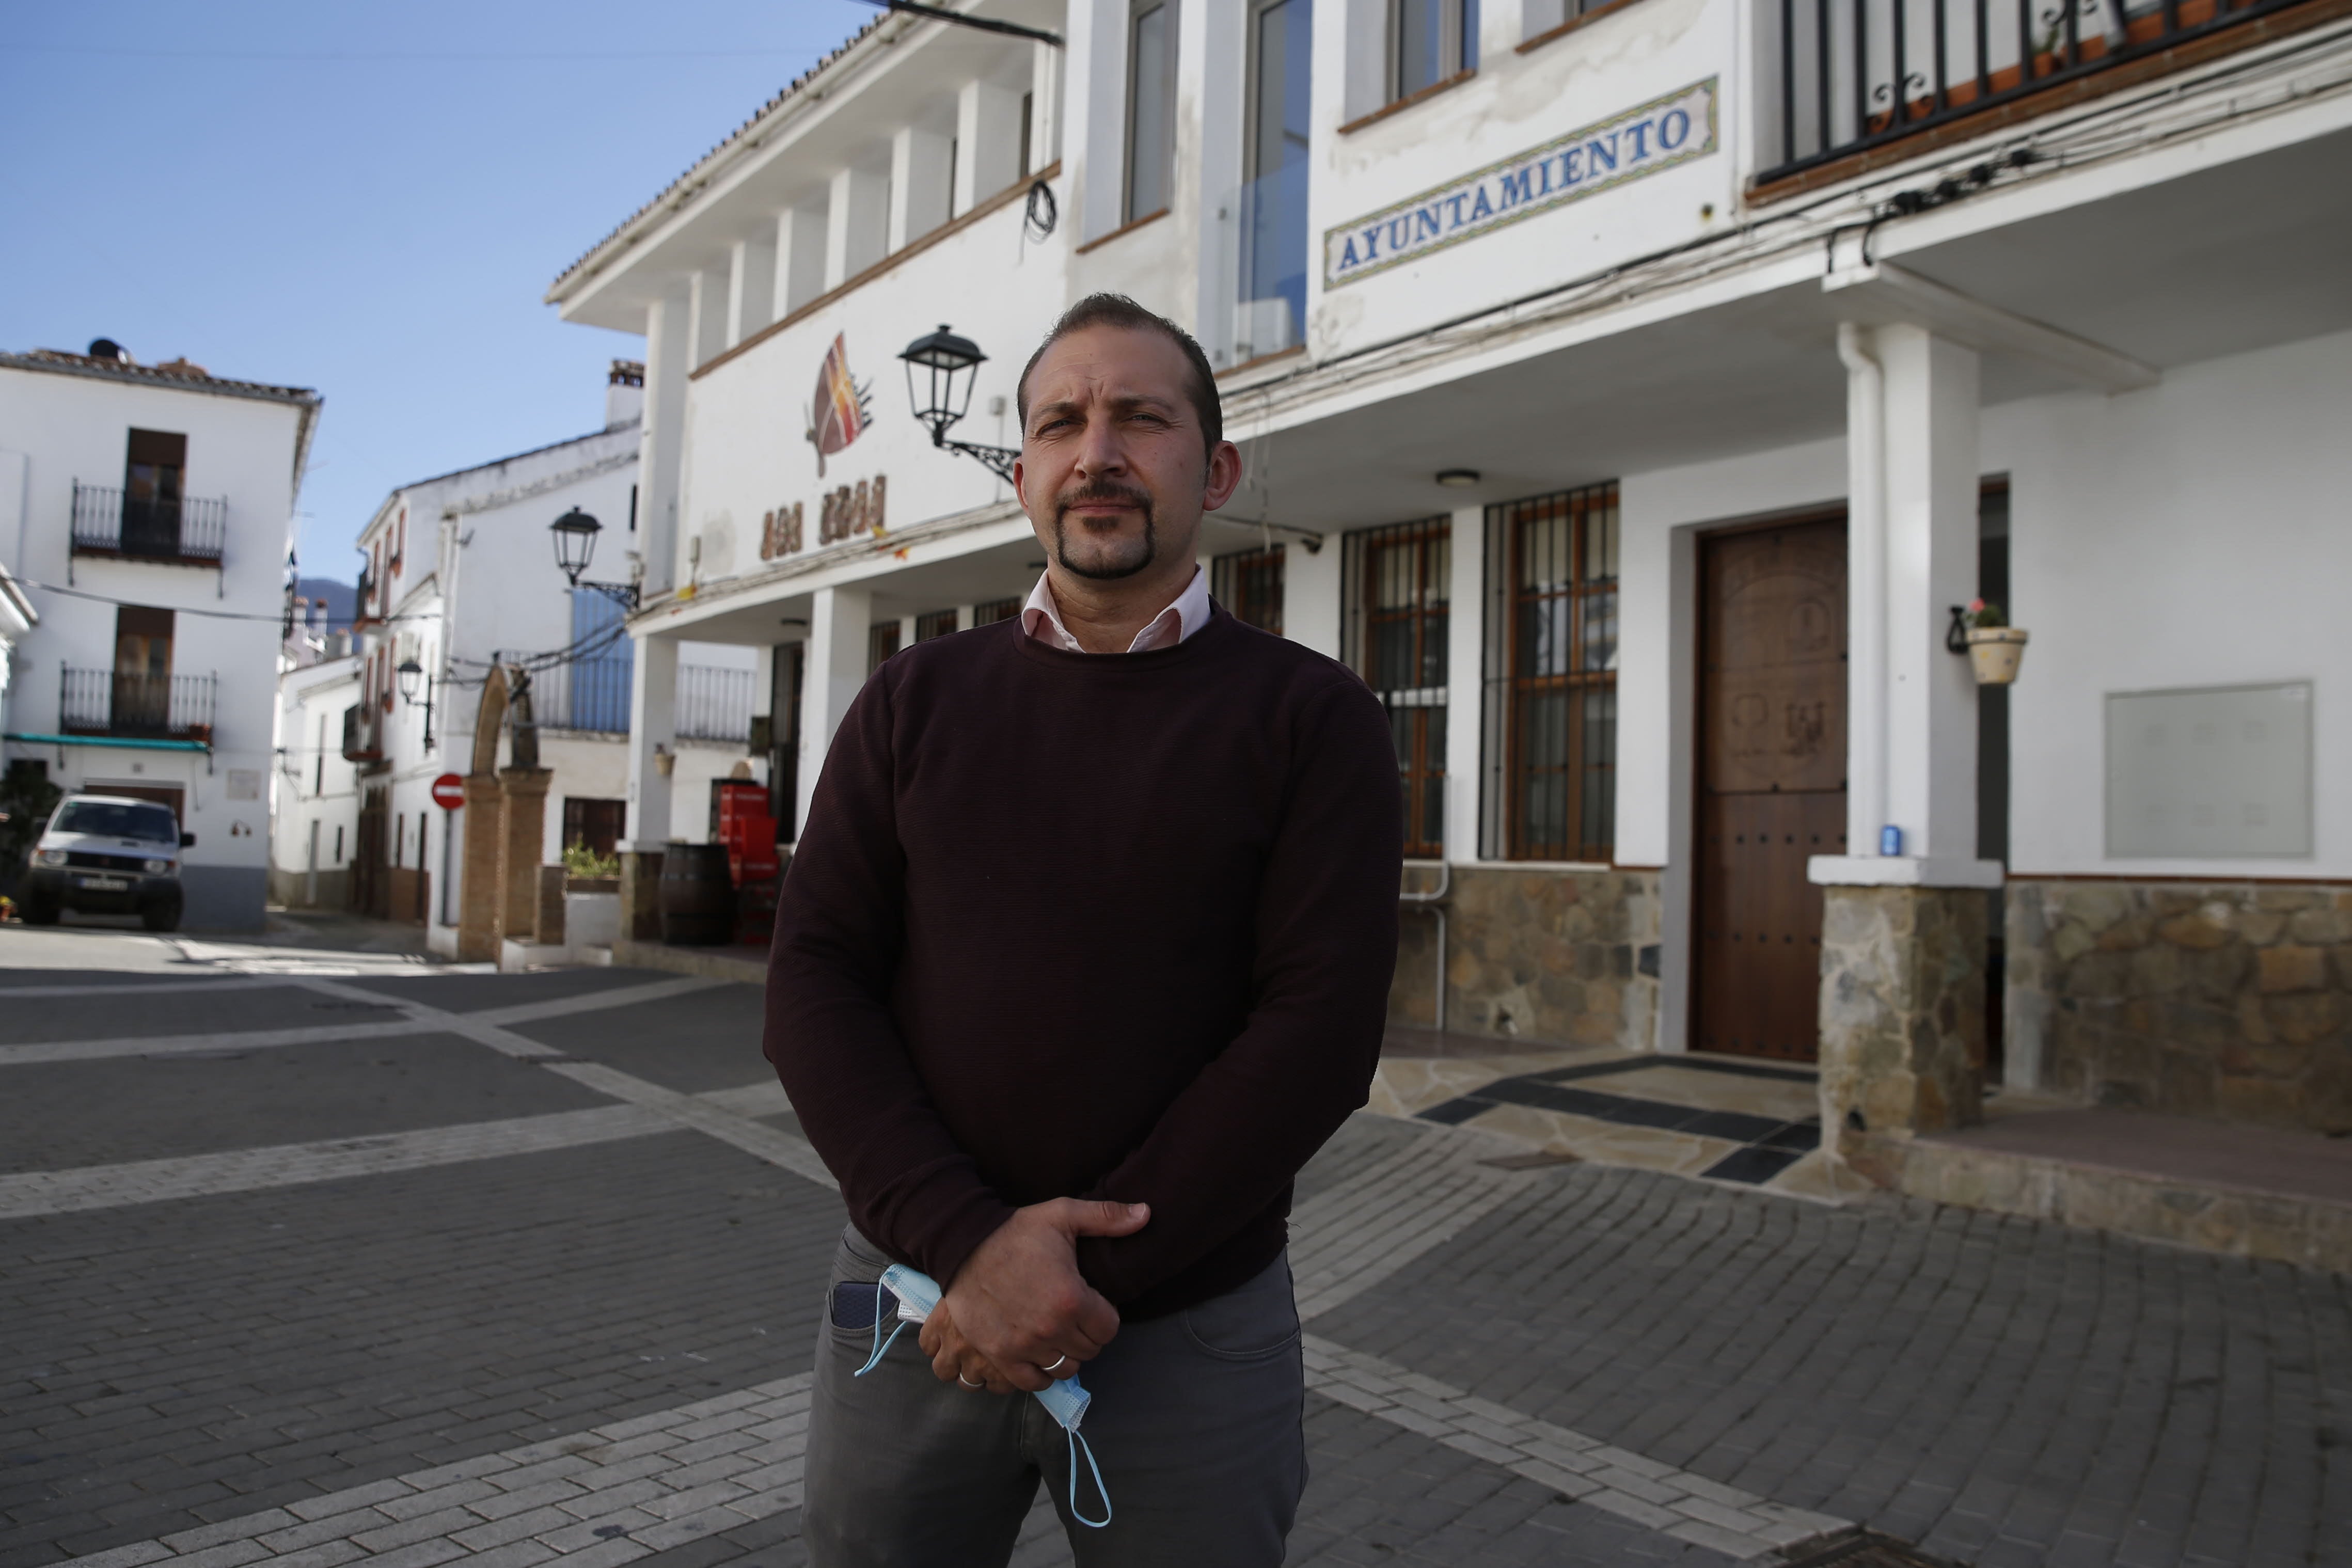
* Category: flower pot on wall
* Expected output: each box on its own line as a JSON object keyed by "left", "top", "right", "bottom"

{"left": 1967, "top": 627, "right": 2029, "bottom": 685}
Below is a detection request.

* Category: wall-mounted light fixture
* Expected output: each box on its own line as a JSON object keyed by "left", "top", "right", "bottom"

{"left": 396, "top": 656, "right": 436, "bottom": 751}
{"left": 900, "top": 325, "right": 1022, "bottom": 485}
{"left": 550, "top": 506, "right": 639, "bottom": 608}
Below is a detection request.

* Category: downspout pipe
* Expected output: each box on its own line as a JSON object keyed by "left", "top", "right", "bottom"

{"left": 1836, "top": 323, "right": 1887, "bottom": 856}
{"left": 1399, "top": 859, "right": 1451, "bottom": 1034}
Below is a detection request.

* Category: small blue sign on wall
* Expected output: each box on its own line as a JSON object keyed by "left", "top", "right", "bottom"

{"left": 1322, "top": 77, "right": 1719, "bottom": 290}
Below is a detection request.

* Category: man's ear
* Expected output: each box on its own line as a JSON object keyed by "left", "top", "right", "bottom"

{"left": 1201, "top": 441, "right": 1244, "bottom": 512}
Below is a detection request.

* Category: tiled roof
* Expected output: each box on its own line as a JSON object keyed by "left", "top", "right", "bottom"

{"left": 3, "top": 348, "right": 319, "bottom": 406}
{"left": 546, "top": 14, "right": 888, "bottom": 299}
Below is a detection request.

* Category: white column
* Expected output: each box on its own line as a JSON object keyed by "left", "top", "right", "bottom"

{"left": 638, "top": 287, "right": 691, "bottom": 597}
{"left": 776, "top": 206, "right": 827, "bottom": 316}
{"left": 1881, "top": 324, "right": 1983, "bottom": 863}
{"left": 955, "top": 78, "right": 1023, "bottom": 212}
{"left": 1066, "top": 0, "right": 1128, "bottom": 241}
{"left": 1444, "top": 505, "right": 1485, "bottom": 862}
{"left": 797, "top": 585, "right": 873, "bottom": 832}
{"left": 687, "top": 269, "right": 728, "bottom": 369}
{"left": 1814, "top": 323, "right": 2000, "bottom": 889}
{"left": 889, "top": 124, "right": 953, "bottom": 251}
{"left": 624, "top": 633, "right": 679, "bottom": 849}
{"left": 1030, "top": 39, "right": 1064, "bottom": 169}
{"left": 1285, "top": 536, "right": 1341, "bottom": 659}
{"left": 726, "top": 235, "right": 776, "bottom": 346}
{"left": 825, "top": 164, "right": 889, "bottom": 289}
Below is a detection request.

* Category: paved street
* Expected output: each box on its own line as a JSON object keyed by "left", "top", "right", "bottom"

{"left": 3, "top": 927, "right": 2348, "bottom": 1568}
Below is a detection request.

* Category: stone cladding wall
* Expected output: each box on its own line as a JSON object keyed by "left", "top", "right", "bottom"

{"left": 1390, "top": 866, "right": 1661, "bottom": 1051}
{"left": 2007, "top": 879, "right": 2352, "bottom": 1133}
{"left": 1818, "top": 885, "right": 1988, "bottom": 1175}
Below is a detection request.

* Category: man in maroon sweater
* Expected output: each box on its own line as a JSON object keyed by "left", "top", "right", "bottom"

{"left": 766, "top": 294, "right": 1400, "bottom": 1566}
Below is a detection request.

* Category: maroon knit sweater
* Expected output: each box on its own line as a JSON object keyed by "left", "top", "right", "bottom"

{"left": 764, "top": 607, "right": 1401, "bottom": 1319}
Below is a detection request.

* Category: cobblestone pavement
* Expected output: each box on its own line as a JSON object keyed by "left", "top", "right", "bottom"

{"left": 4, "top": 927, "right": 2347, "bottom": 1568}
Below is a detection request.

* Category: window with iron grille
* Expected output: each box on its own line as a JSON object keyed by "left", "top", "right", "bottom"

{"left": 1343, "top": 518, "right": 1449, "bottom": 858}
{"left": 1480, "top": 483, "right": 1618, "bottom": 862}
{"left": 868, "top": 621, "right": 901, "bottom": 674}
{"left": 1211, "top": 544, "right": 1285, "bottom": 634}
{"left": 971, "top": 597, "right": 1021, "bottom": 626}
{"left": 914, "top": 609, "right": 958, "bottom": 642}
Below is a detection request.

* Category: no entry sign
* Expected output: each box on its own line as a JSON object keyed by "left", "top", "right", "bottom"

{"left": 431, "top": 773, "right": 466, "bottom": 811}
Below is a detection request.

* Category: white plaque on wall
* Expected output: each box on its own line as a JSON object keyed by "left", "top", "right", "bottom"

{"left": 2105, "top": 682, "right": 2312, "bottom": 858}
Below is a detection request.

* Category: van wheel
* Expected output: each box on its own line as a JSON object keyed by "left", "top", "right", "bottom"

{"left": 141, "top": 899, "right": 182, "bottom": 933}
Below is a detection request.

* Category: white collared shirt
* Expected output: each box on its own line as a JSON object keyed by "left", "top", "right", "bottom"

{"left": 1019, "top": 565, "right": 1211, "bottom": 654}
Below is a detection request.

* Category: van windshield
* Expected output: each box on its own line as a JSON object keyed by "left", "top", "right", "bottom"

{"left": 54, "top": 801, "right": 179, "bottom": 843}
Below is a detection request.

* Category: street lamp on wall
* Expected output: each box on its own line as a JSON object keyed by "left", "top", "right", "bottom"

{"left": 396, "top": 656, "right": 435, "bottom": 751}
{"left": 900, "top": 324, "right": 1021, "bottom": 486}
{"left": 549, "top": 506, "right": 639, "bottom": 608}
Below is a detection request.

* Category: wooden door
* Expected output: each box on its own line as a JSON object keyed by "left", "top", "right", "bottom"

{"left": 1693, "top": 517, "right": 1848, "bottom": 1061}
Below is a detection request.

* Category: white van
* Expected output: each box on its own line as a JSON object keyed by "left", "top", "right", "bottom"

{"left": 21, "top": 793, "right": 194, "bottom": 931}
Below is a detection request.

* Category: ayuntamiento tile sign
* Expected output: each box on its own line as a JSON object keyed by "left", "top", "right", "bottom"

{"left": 1322, "top": 78, "right": 1719, "bottom": 289}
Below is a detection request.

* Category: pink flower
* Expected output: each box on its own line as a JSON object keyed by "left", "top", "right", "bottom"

{"left": 1969, "top": 597, "right": 1986, "bottom": 613}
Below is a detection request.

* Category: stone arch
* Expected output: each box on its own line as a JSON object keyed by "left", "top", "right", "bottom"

{"left": 470, "top": 665, "right": 511, "bottom": 777}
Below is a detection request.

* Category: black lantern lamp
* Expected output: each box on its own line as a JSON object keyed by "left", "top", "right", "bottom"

{"left": 396, "top": 656, "right": 436, "bottom": 749}
{"left": 550, "top": 506, "right": 638, "bottom": 608}
{"left": 899, "top": 324, "right": 1021, "bottom": 485}
{"left": 550, "top": 507, "right": 602, "bottom": 584}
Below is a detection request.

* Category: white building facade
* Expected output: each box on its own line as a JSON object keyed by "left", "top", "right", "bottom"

{"left": 1, "top": 345, "right": 320, "bottom": 931}
{"left": 548, "top": 0, "right": 2352, "bottom": 1182}
{"left": 330, "top": 364, "right": 757, "bottom": 960}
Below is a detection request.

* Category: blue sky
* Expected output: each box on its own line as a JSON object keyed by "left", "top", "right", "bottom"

{"left": 1, "top": 1, "right": 877, "bottom": 581}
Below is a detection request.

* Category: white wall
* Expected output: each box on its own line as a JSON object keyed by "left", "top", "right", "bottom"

{"left": 1987, "top": 328, "right": 2352, "bottom": 880}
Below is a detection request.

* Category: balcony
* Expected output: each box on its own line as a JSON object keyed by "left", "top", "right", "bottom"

{"left": 342, "top": 703, "right": 382, "bottom": 763}
{"left": 70, "top": 483, "right": 227, "bottom": 566}
{"left": 1756, "top": 0, "right": 2328, "bottom": 191}
{"left": 350, "top": 567, "right": 380, "bottom": 630}
{"left": 59, "top": 668, "right": 216, "bottom": 743}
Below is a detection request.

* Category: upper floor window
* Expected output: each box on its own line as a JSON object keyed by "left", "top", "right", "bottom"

{"left": 1345, "top": 518, "right": 1450, "bottom": 858}
{"left": 1482, "top": 484, "right": 1617, "bottom": 862}
{"left": 914, "top": 609, "right": 958, "bottom": 642}
{"left": 122, "top": 429, "right": 185, "bottom": 554}
{"left": 1126, "top": 0, "right": 1177, "bottom": 221}
{"left": 1394, "top": 0, "right": 1477, "bottom": 100}
{"left": 1239, "top": 0, "right": 1314, "bottom": 359}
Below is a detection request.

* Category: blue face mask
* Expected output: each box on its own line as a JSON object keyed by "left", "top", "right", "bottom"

{"left": 854, "top": 1263, "right": 1111, "bottom": 1528}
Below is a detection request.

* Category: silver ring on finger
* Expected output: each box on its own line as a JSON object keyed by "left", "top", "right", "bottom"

{"left": 1041, "top": 1354, "right": 1068, "bottom": 1374}
{"left": 958, "top": 1373, "right": 984, "bottom": 1389}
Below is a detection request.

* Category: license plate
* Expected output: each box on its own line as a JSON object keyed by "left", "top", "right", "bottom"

{"left": 76, "top": 876, "right": 130, "bottom": 892}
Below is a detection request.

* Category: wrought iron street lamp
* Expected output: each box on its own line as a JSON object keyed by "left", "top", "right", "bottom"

{"left": 900, "top": 324, "right": 1021, "bottom": 485}
{"left": 549, "top": 506, "right": 639, "bottom": 608}
{"left": 397, "top": 656, "right": 436, "bottom": 750}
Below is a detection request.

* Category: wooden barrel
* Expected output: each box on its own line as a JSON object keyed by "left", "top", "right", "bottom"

{"left": 658, "top": 843, "right": 735, "bottom": 945}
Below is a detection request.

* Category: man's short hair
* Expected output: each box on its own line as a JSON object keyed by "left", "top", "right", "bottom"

{"left": 1016, "top": 293, "right": 1223, "bottom": 459}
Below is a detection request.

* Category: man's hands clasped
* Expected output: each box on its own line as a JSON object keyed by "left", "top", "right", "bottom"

{"left": 917, "top": 1197, "right": 1148, "bottom": 1394}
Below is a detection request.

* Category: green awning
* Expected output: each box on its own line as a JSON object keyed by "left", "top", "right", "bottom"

{"left": 4, "top": 732, "right": 211, "bottom": 753}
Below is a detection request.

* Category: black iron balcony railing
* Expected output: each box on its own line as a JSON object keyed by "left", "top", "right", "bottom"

{"left": 675, "top": 663, "right": 755, "bottom": 743}
{"left": 70, "top": 483, "right": 228, "bottom": 565}
{"left": 59, "top": 668, "right": 217, "bottom": 742}
{"left": 1761, "top": 0, "right": 2315, "bottom": 184}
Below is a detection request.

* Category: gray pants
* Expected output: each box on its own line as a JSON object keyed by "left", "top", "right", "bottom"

{"left": 802, "top": 1226, "right": 1307, "bottom": 1568}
